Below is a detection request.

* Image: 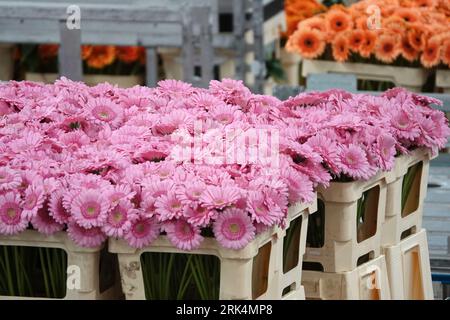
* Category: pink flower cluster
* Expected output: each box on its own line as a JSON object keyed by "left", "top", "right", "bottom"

{"left": 0, "top": 78, "right": 448, "bottom": 251}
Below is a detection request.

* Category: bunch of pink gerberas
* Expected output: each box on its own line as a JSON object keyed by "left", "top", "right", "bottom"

{"left": 0, "top": 78, "right": 448, "bottom": 251}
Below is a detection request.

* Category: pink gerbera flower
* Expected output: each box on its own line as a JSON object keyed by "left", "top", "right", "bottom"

{"left": 165, "top": 219, "right": 204, "bottom": 250}
{"left": 31, "top": 203, "right": 64, "bottom": 235}
{"left": 124, "top": 217, "right": 160, "bottom": 248}
{"left": 199, "top": 185, "right": 241, "bottom": 210}
{"left": 339, "top": 144, "right": 371, "bottom": 180}
{"left": 49, "top": 191, "right": 72, "bottom": 224}
{"left": 209, "top": 104, "right": 241, "bottom": 125}
{"left": 184, "top": 205, "right": 217, "bottom": 227}
{"left": 391, "top": 109, "right": 420, "bottom": 140}
{"left": 22, "top": 183, "right": 45, "bottom": 219}
{"left": 175, "top": 179, "right": 206, "bottom": 205}
{"left": 246, "top": 191, "right": 283, "bottom": 226}
{"left": 375, "top": 134, "right": 396, "bottom": 171}
{"left": 102, "top": 200, "right": 139, "bottom": 238}
{"left": 86, "top": 97, "right": 123, "bottom": 128}
{"left": 104, "top": 184, "right": 136, "bottom": 208}
{"left": 0, "top": 192, "right": 28, "bottom": 235}
{"left": 155, "top": 191, "right": 184, "bottom": 221}
{"left": 0, "top": 167, "right": 21, "bottom": 191}
{"left": 67, "top": 222, "right": 107, "bottom": 248}
{"left": 71, "top": 190, "right": 109, "bottom": 228}
{"left": 213, "top": 208, "right": 256, "bottom": 250}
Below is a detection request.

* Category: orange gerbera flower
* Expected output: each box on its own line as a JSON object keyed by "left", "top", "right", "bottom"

{"left": 325, "top": 10, "right": 353, "bottom": 34}
{"left": 442, "top": 39, "right": 450, "bottom": 67}
{"left": 421, "top": 36, "right": 442, "bottom": 68}
{"left": 86, "top": 46, "right": 116, "bottom": 69}
{"left": 332, "top": 34, "right": 350, "bottom": 62}
{"left": 395, "top": 8, "right": 421, "bottom": 23}
{"left": 349, "top": 30, "right": 365, "bottom": 52}
{"left": 360, "top": 30, "right": 377, "bottom": 58}
{"left": 116, "top": 46, "right": 140, "bottom": 64}
{"left": 286, "top": 28, "right": 326, "bottom": 59}
{"left": 300, "top": 16, "right": 327, "bottom": 33}
{"left": 407, "top": 26, "right": 426, "bottom": 51}
{"left": 383, "top": 17, "right": 407, "bottom": 35}
{"left": 375, "top": 33, "right": 401, "bottom": 63}
{"left": 81, "top": 46, "right": 93, "bottom": 60}
{"left": 38, "top": 44, "right": 59, "bottom": 60}
{"left": 401, "top": 36, "right": 419, "bottom": 62}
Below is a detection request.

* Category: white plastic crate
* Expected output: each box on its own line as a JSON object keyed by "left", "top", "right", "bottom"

{"left": 109, "top": 199, "right": 317, "bottom": 300}
{"left": 304, "top": 171, "right": 394, "bottom": 273}
{"left": 0, "top": 230, "right": 121, "bottom": 300}
{"left": 279, "top": 49, "right": 301, "bottom": 86}
{"left": 302, "top": 255, "right": 391, "bottom": 300}
{"left": 382, "top": 148, "right": 434, "bottom": 247}
{"left": 436, "top": 69, "right": 450, "bottom": 94}
{"left": 302, "top": 59, "right": 429, "bottom": 92}
{"left": 383, "top": 229, "right": 433, "bottom": 300}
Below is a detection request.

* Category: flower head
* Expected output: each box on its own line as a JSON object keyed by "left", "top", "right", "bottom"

{"left": 124, "top": 217, "right": 160, "bottom": 248}
{"left": 165, "top": 219, "right": 204, "bottom": 250}
{"left": 71, "top": 190, "right": 109, "bottom": 228}
{"left": 67, "top": 222, "right": 107, "bottom": 248}
{"left": 213, "top": 208, "right": 256, "bottom": 250}
{"left": 0, "top": 192, "right": 28, "bottom": 235}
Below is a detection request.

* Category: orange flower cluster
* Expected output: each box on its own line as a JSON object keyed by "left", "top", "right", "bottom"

{"left": 286, "top": 0, "right": 450, "bottom": 68}
{"left": 284, "top": 0, "right": 327, "bottom": 37}
{"left": 37, "top": 45, "right": 145, "bottom": 69}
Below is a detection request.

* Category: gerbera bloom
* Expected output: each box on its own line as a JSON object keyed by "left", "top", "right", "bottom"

{"left": 157, "top": 79, "right": 193, "bottom": 98}
{"left": 102, "top": 200, "right": 139, "bottom": 238}
{"left": 375, "top": 134, "right": 396, "bottom": 171}
{"left": 332, "top": 34, "right": 350, "bottom": 62}
{"left": 401, "top": 36, "right": 419, "bottom": 62}
{"left": 306, "top": 134, "right": 342, "bottom": 174}
{"left": 49, "top": 191, "right": 72, "bottom": 224}
{"left": 67, "top": 222, "right": 107, "bottom": 248}
{"left": 71, "top": 190, "right": 109, "bottom": 228}
{"left": 391, "top": 109, "right": 421, "bottom": 140}
{"left": 407, "top": 27, "right": 425, "bottom": 51}
{"left": 395, "top": 8, "right": 420, "bottom": 23}
{"left": 175, "top": 179, "right": 207, "bottom": 205}
{"left": 22, "top": 183, "right": 45, "bottom": 219}
{"left": 0, "top": 167, "right": 21, "bottom": 191}
{"left": 165, "top": 219, "right": 204, "bottom": 251}
{"left": 0, "top": 192, "right": 28, "bottom": 235}
{"left": 199, "top": 185, "right": 241, "bottom": 210}
{"left": 31, "top": 203, "right": 64, "bottom": 235}
{"left": 184, "top": 205, "right": 217, "bottom": 227}
{"left": 299, "top": 16, "right": 327, "bottom": 33}
{"left": 287, "top": 28, "right": 326, "bottom": 59}
{"left": 155, "top": 191, "right": 184, "bottom": 221}
{"left": 81, "top": 45, "right": 93, "bottom": 60}
{"left": 421, "top": 37, "right": 442, "bottom": 68}
{"left": 442, "top": 39, "right": 450, "bottom": 67}
{"left": 325, "top": 10, "right": 353, "bottom": 34}
{"left": 375, "top": 34, "right": 401, "bottom": 63}
{"left": 213, "top": 208, "right": 256, "bottom": 250}
{"left": 104, "top": 184, "right": 136, "bottom": 208}
{"left": 124, "top": 217, "right": 160, "bottom": 248}
{"left": 116, "top": 46, "right": 141, "bottom": 64}
{"left": 86, "top": 97, "right": 123, "bottom": 128}
{"left": 246, "top": 191, "right": 283, "bottom": 226}
{"left": 359, "top": 30, "right": 377, "bottom": 58}
{"left": 338, "top": 144, "right": 371, "bottom": 180}
{"left": 209, "top": 104, "right": 241, "bottom": 125}
{"left": 86, "top": 46, "right": 116, "bottom": 69}
{"left": 348, "top": 30, "right": 365, "bottom": 52}
{"left": 59, "top": 130, "right": 90, "bottom": 150}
